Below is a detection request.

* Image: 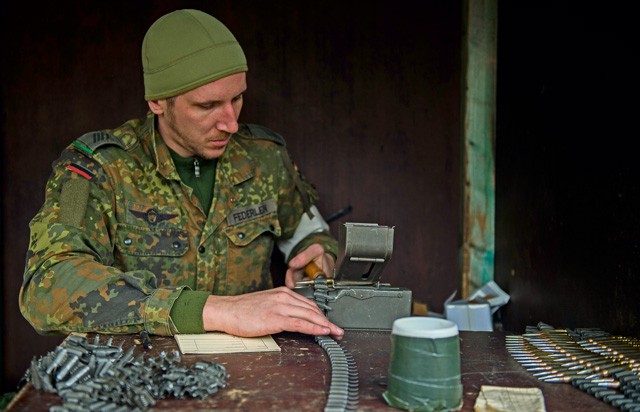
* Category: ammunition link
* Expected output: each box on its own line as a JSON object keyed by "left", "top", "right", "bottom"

{"left": 313, "top": 277, "right": 359, "bottom": 412}
{"left": 25, "top": 334, "right": 228, "bottom": 411}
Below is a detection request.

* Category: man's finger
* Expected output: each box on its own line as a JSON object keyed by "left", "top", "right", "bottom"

{"left": 268, "top": 286, "right": 326, "bottom": 315}
{"left": 288, "top": 244, "right": 325, "bottom": 269}
{"left": 276, "top": 306, "right": 344, "bottom": 337}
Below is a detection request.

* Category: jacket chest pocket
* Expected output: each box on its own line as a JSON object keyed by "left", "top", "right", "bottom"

{"left": 222, "top": 214, "right": 281, "bottom": 294}
{"left": 115, "top": 224, "right": 189, "bottom": 257}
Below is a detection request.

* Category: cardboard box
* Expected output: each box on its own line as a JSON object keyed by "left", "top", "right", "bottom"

{"left": 444, "top": 281, "right": 510, "bottom": 332}
{"left": 445, "top": 300, "right": 493, "bottom": 331}
{"left": 468, "top": 281, "right": 510, "bottom": 315}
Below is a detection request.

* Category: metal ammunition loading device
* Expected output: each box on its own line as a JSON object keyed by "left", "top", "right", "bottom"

{"left": 295, "top": 222, "right": 413, "bottom": 411}
{"left": 296, "top": 222, "right": 412, "bottom": 330}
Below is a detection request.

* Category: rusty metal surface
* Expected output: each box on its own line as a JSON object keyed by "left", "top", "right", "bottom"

{"left": 7, "top": 331, "right": 617, "bottom": 411}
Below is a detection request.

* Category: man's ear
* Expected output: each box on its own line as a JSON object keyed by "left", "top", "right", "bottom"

{"left": 147, "top": 99, "right": 165, "bottom": 115}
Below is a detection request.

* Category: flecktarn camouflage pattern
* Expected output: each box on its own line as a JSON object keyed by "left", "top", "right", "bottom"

{"left": 20, "top": 112, "right": 337, "bottom": 336}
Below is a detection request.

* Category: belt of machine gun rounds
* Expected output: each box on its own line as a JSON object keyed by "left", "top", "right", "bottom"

{"left": 507, "top": 322, "right": 640, "bottom": 412}
{"left": 312, "top": 276, "right": 359, "bottom": 412}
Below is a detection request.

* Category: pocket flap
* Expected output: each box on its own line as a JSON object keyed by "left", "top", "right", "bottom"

{"left": 224, "top": 215, "right": 281, "bottom": 247}
{"left": 115, "top": 224, "right": 189, "bottom": 256}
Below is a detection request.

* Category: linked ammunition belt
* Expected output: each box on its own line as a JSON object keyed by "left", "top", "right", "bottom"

{"left": 313, "top": 276, "right": 360, "bottom": 411}
{"left": 507, "top": 322, "right": 640, "bottom": 412}
{"left": 25, "top": 334, "right": 228, "bottom": 411}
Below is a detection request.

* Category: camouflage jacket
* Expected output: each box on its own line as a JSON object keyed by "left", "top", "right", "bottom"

{"left": 20, "top": 112, "right": 337, "bottom": 336}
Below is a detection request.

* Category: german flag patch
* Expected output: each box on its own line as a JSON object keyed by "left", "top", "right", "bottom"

{"left": 66, "top": 163, "right": 95, "bottom": 180}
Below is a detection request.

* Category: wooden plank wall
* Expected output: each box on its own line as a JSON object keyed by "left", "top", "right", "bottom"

{"left": 495, "top": 3, "right": 640, "bottom": 336}
{"left": 1, "top": 1, "right": 462, "bottom": 391}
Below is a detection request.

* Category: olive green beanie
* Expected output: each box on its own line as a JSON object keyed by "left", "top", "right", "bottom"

{"left": 142, "top": 9, "right": 248, "bottom": 100}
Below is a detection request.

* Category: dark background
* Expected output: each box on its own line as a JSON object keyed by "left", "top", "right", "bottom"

{"left": 495, "top": 3, "right": 638, "bottom": 335}
{"left": 1, "top": 0, "right": 638, "bottom": 394}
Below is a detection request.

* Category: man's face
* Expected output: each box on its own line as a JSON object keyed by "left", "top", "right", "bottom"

{"left": 151, "top": 72, "right": 247, "bottom": 159}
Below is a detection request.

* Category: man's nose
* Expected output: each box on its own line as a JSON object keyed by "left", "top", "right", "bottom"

{"left": 216, "top": 103, "right": 239, "bottom": 134}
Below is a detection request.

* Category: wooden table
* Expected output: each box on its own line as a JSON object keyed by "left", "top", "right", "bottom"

{"left": 7, "top": 331, "right": 616, "bottom": 411}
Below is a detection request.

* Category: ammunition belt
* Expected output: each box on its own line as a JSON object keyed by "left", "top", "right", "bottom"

{"left": 313, "top": 276, "right": 360, "bottom": 411}
{"left": 507, "top": 322, "right": 640, "bottom": 411}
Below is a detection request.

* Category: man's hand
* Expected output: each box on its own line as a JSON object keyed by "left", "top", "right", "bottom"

{"left": 202, "top": 287, "right": 344, "bottom": 340}
{"left": 285, "top": 243, "right": 335, "bottom": 289}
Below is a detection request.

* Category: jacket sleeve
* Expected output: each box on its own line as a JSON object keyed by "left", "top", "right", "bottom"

{"left": 274, "top": 146, "right": 338, "bottom": 262}
{"left": 19, "top": 149, "right": 184, "bottom": 336}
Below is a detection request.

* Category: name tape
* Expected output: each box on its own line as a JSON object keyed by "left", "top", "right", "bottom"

{"left": 227, "top": 199, "right": 277, "bottom": 226}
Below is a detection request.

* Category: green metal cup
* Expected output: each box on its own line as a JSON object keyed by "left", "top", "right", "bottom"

{"left": 383, "top": 317, "right": 463, "bottom": 411}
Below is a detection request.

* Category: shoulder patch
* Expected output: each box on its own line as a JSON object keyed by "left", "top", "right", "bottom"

{"left": 72, "top": 131, "right": 126, "bottom": 157}
{"left": 59, "top": 178, "right": 90, "bottom": 227}
{"left": 237, "top": 124, "right": 287, "bottom": 147}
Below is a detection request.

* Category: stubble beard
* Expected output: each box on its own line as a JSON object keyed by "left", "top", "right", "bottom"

{"left": 164, "top": 106, "right": 224, "bottom": 160}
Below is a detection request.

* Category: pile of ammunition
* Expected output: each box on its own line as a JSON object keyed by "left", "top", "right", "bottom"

{"left": 507, "top": 322, "right": 640, "bottom": 411}
{"left": 25, "top": 334, "right": 228, "bottom": 411}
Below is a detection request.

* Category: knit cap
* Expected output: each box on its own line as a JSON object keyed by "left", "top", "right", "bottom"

{"left": 142, "top": 9, "right": 248, "bottom": 100}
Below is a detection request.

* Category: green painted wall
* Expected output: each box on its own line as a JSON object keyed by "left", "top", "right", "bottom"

{"left": 461, "top": 0, "right": 497, "bottom": 296}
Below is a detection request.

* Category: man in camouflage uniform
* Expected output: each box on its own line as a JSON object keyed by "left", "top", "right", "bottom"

{"left": 20, "top": 9, "right": 343, "bottom": 340}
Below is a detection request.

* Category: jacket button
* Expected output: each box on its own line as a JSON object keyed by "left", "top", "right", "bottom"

{"left": 172, "top": 241, "right": 181, "bottom": 249}
{"left": 124, "top": 238, "right": 132, "bottom": 245}
{"left": 198, "top": 245, "right": 205, "bottom": 253}
{"left": 238, "top": 232, "right": 245, "bottom": 239}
